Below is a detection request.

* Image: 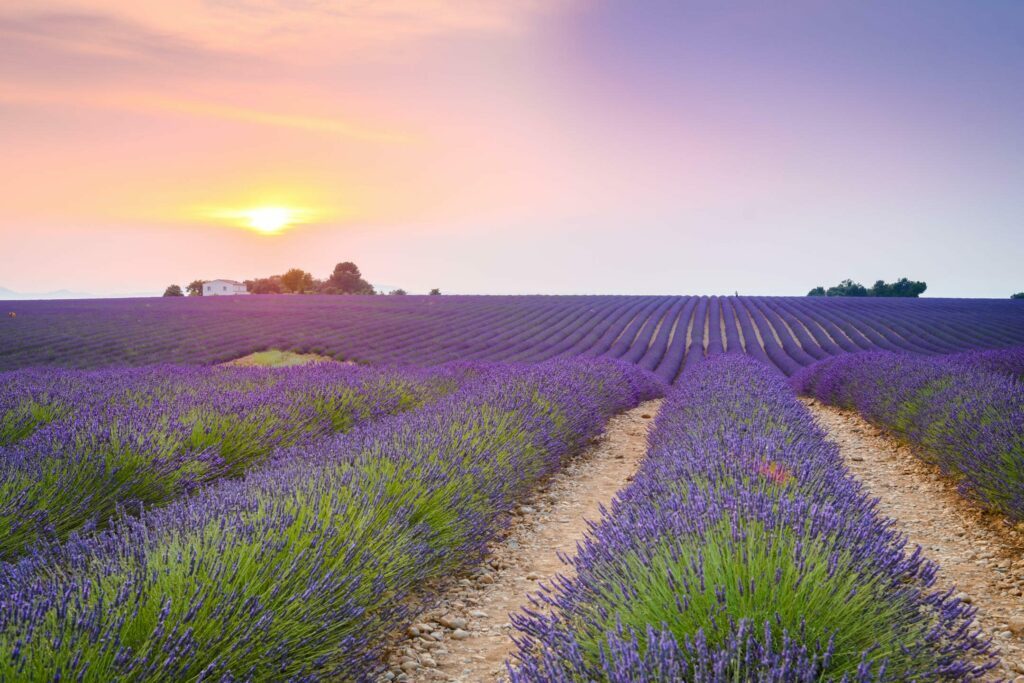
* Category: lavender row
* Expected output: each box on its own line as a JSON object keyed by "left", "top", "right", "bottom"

{"left": 3, "top": 295, "right": 1022, "bottom": 380}
{"left": 510, "top": 355, "right": 992, "bottom": 681}
{"left": 793, "top": 352, "right": 1024, "bottom": 521}
{"left": 0, "top": 363, "right": 467, "bottom": 559}
{"left": 0, "top": 358, "right": 663, "bottom": 682}
{"left": 948, "top": 346, "right": 1024, "bottom": 381}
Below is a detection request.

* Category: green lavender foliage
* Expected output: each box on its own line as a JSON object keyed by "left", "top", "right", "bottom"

{"left": 0, "top": 363, "right": 467, "bottom": 558}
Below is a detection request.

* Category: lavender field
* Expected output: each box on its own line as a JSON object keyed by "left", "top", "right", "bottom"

{"left": 3, "top": 295, "right": 1024, "bottom": 379}
{"left": 0, "top": 295, "right": 1023, "bottom": 681}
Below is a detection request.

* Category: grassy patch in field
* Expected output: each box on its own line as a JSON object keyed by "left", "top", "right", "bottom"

{"left": 223, "top": 349, "right": 348, "bottom": 367}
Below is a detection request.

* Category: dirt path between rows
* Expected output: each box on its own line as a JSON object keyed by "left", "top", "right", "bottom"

{"left": 805, "top": 398, "right": 1024, "bottom": 682}
{"left": 379, "top": 399, "right": 662, "bottom": 683}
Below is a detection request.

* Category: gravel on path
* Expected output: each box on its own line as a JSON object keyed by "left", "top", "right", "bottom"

{"left": 806, "top": 398, "right": 1024, "bottom": 682}
{"left": 378, "top": 399, "right": 662, "bottom": 683}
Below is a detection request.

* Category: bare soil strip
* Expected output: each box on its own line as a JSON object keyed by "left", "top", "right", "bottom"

{"left": 380, "top": 399, "right": 662, "bottom": 683}
{"left": 805, "top": 398, "right": 1024, "bottom": 682}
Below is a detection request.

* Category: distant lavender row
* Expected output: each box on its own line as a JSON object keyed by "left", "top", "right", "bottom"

{"left": 510, "top": 355, "right": 993, "bottom": 681}
{"left": 0, "top": 358, "right": 663, "bottom": 681}
{"left": 793, "top": 353, "right": 1024, "bottom": 521}
{"left": 0, "top": 363, "right": 465, "bottom": 559}
{"left": 2, "top": 295, "right": 1022, "bottom": 380}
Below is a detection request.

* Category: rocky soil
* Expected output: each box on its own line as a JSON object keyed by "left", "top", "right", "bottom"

{"left": 376, "top": 399, "right": 662, "bottom": 683}
{"left": 806, "top": 398, "right": 1024, "bottom": 682}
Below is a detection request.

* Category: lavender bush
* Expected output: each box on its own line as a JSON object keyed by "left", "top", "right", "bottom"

{"left": 0, "top": 358, "right": 662, "bottom": 681}
{"left": 0, "top": 363, "right": 468, "bottom": 558}
{"left": 793, "top": 352, "right": 1024, "bottom": 520}
{"left": 949, "top": 346, "right": 1024, "bottom": 380}
{"left": 509, "top": 355, "right": 993, "bottom": 681}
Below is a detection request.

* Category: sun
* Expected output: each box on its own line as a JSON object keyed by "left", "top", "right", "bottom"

{"left": 200, "top": 203, "right": 315, "bottom": 234}
{"left": 243, "top": 207, "right": 295, "bottom": 234}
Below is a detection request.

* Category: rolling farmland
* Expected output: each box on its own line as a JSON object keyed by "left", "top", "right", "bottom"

{"left": 1, "top": 296, "right": 1023, "bottom": 681}
{"left": 3, "top": 295, "right": 1023, "bottom": 378}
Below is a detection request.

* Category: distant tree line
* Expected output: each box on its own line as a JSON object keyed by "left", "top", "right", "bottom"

{"left": 164, "top": 262, "right": 442, "bottom": 297}
{"left": 1012, "top": 292, "right": 1024, "bottom": 300}
{"left": 240, "top": 262, "right": 375, "bottom": 295}
{"left": 807, "top": 278, "right": 927, "bottom": 298}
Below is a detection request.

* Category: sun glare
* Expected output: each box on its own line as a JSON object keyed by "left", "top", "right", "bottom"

{"left": 243, "top": 207, "right": 294, "bottom": 234}
{"left": 202, "top": 203, "right": 317, "bottom": 235}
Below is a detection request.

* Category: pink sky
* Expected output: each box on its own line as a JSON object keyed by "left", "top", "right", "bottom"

{"left": 2, "top": 1, "right": 1022, "bottom": 297}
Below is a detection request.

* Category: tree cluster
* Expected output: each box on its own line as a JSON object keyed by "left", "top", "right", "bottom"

{"left": 1012, "top": 292, "right": 1024, "bottom": 300}
{"left": 242, "top": 263, "right": 370, "bottom": 295}
{"left": 175, "top": 262, "right": 440, "bottom": 296}
{"left": 807, "top": 278, "right": 927, "bottom": 298}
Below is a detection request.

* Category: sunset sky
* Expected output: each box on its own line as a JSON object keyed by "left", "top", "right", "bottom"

{"left": 1, "top": 1, "right": 1022, "bottom": 297}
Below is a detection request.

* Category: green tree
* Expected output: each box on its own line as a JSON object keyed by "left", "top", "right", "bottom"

{"left": 870, "top": 278, "right": 927, "bottom": 297}
{"left": 389, "top": 288, "right": 407, "bottom": 296}
{"left": 281, "top": 268, "right": 314, "bottom": 293}
{"left": 1012, "top": 292, "right": 1024, "bottom": 300}
{"left": 245, "top": 276, "right": 284, "bottom": 294}
{"left": 826, "top": 279, "right": 868, "bottom": 297}
{"left": 811, "top": 278, "right": 927, "bottom": 298}
{"left": 327, "top": 262, "right": 375, "bottom": 295}
{"left": 186, "top": 280, "right": 205, "bottom": 296}
{"left": 429, "top": 288, "right": 441, "bottom": 295}
{"left": 163, "top": 284, "right": 184, "bottom": 297}
{"left": 894, "top": 278, "right": 926, "bottom": 297}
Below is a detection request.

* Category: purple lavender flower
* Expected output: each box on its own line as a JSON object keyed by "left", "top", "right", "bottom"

{"left": 509, "top": 355, "right": 994, "bottom": 681}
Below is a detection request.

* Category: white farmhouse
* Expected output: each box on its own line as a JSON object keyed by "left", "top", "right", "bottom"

{"left": 203, "top": 279, "right": 249, "bottom": 296}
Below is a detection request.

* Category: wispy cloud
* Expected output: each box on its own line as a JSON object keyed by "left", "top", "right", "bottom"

{"left": 0, "top": 1, "right": 566, "bottom": 134}
{"left": 158, "top": 97, "right": 413, "bottom": 140}
{"left": 0, "top": 85, "right": 410, "bottom": 140}
{"left": 0, "top": 10, "right": 234, "bottom": 74}
{"left": 0, "top": 1, "right": 568, "bottom": 64}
